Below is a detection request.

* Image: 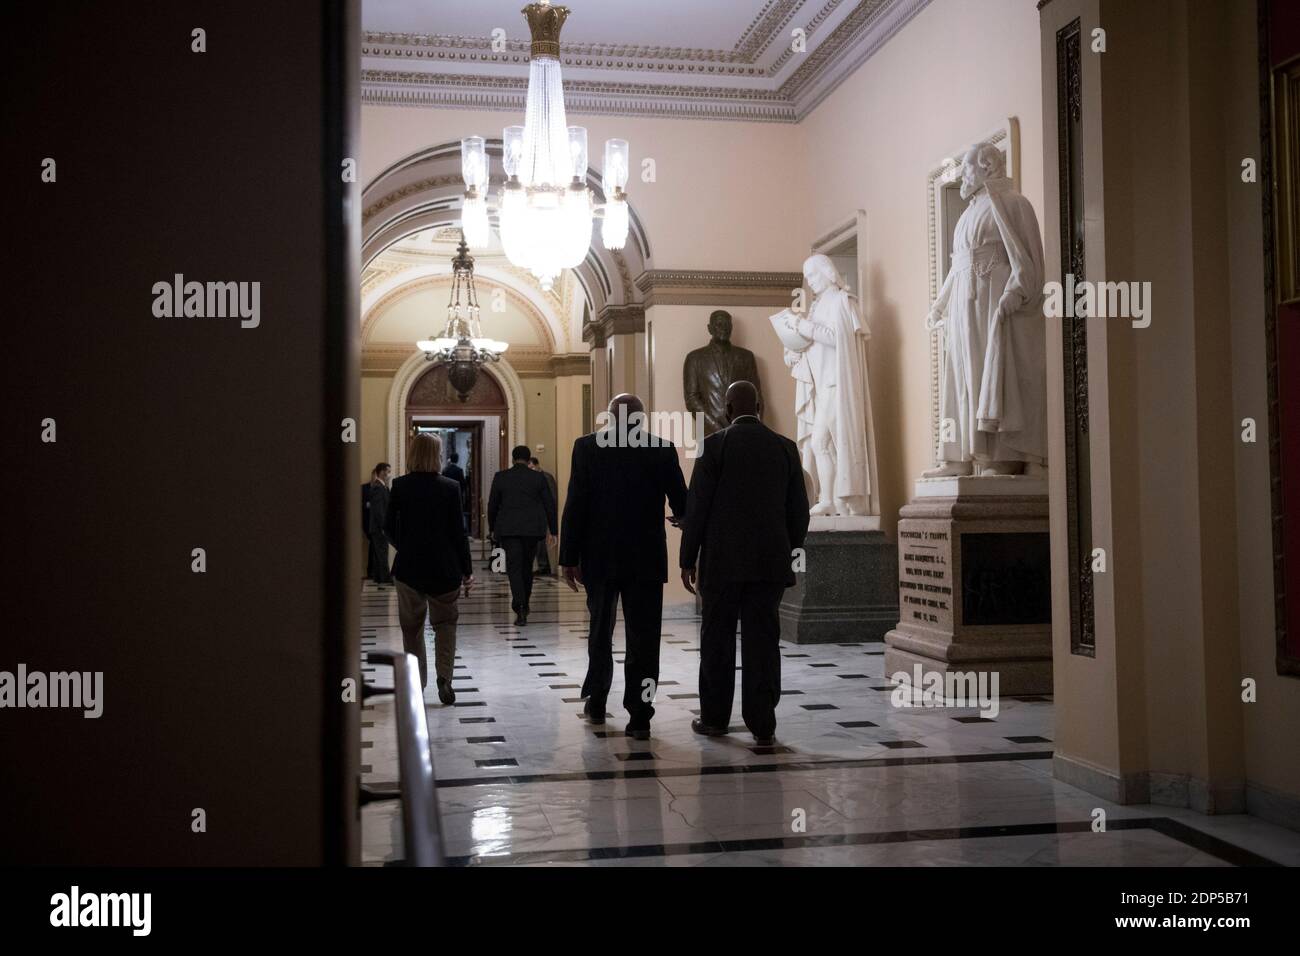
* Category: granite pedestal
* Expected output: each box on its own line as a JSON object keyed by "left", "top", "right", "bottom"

{"left": 779, "top": 515, "right": 900, "bottom": 644}
{"left": 884, "top": 476, "right": 1053, "bottom": 695}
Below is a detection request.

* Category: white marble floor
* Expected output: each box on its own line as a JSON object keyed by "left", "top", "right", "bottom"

{"left": 358, "top": 573, "right": 1300, "bottom": 867}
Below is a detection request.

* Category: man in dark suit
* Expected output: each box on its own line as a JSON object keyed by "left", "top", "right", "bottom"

{"left": 560, "top": 394, "right": 688, "bottom": 739}
{"left": 488, "top": 445, "right": 557, "bottom": 625}
{"left": 367, "top": 462, "right": 393, "bottom": 586}
{"left": 680, "top": 381, "right": 809, "bottom": 745}
{"left": 529, "top": 457, "right": 558, "bottom": 575}
{"left": 361, "top": 475, "right": 374, "bottom": 578}
{"left": 441, "top": 450, "right": 470, "bottom": 530}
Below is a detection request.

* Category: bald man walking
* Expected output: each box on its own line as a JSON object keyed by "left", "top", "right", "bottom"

{"left": 680, "top": 381, "right": 809, "bottom": 745}
{"left": 560, "top": 394, "right": 687, "bottom": 739}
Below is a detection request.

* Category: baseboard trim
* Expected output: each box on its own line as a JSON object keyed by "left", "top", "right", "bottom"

{"left": 1246, "top": 780, "right": 1300, "bottom": 833}
{"left": 1054, "top": 754, "right": 1249, "bottom": 813}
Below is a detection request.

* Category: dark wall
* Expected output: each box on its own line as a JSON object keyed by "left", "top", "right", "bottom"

{"left": 0, "top": 1, "right": 360, "bottom": 864}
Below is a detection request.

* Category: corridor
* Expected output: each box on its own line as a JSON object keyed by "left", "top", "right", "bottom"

{"left": 358, "top": 575, "right": 1300, "bottom": 867}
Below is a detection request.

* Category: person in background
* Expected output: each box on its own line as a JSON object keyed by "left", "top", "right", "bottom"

{"left": 361, "top": 470, "right": 375, "bottom": 579}
{"left": 488, "top": 445, "right": 557, "bottom": 626}
{"left": 442, "top": 450, "right": 470, "bottom": 530}
{"left": 529, "top": 457, "right": 558, "bottom": 575}
{"left": 560, "top": 394, "right": 687, "bottom": 739}
{"left": 679, "top": 381, "right": 809, "bottom": 746}
{"left": 368, "top": 462, "right": 393, "bottom": 587}
{"left": 384, "top": 434, "right": 474, "bottom": 704}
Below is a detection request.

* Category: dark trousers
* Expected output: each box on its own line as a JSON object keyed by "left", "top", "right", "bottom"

{"left": 368, "top": 530, "right": 391, "bottom": 584}
{"left": 500, "top": 535, "right": 540, "bottom": 613}
{"left": 699, "top": 581, "right": 785, "bottom": 738}
{"left": 535, "top": 538, "right": 552, "bottom": 574}
{"left": 580, "top": 578, "right": 663, "bottom": 728}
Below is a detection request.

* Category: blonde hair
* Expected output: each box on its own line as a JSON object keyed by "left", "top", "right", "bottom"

{"left": 408, "top": 432, "right": 443, "bottom": 474}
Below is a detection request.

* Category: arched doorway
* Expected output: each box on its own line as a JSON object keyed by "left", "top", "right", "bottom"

{"left": 403, "top": 361, "right": 509, "bottom": 538}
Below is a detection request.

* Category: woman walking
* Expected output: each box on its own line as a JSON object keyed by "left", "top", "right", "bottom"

{"left": 384, "top": 433, "right": 475, "bottom": 703}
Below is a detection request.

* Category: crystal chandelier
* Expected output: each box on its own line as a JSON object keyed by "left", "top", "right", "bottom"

{"left": 459, "top": 1, "right": 630, "bottom": 291}
{"left": 416, "top": 234, "right": 509, "bottom": 402}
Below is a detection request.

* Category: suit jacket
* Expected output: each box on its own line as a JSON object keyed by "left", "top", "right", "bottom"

{"left": 441, "top": 462, "right": 468, "bottom": 508}
{"left": 560, "top": 430, "right": 687, "bottom": 583}
{"left": 488, "top": 463, "right": 557, "bottom": 539}
{"left": 367, "top": 481, "right": 389, "bottom": 536}
{"left": 360, "top": 483, "right": 372, "bottom": 535}
{"left": 383, "top": 472, "right": 472, "bottom": 596}
{"left": 679, "top": 417, "right": 810, "bottom": 587}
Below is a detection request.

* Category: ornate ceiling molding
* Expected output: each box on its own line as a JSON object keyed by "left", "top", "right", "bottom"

{"left": 550, "top": 353, "right": 593, "bottom": 377}
{"left": 636, "top": 269, "right": 804, "bottom": 308}
{"left": 361, "top": 0, "right": 932, "bottom": 123}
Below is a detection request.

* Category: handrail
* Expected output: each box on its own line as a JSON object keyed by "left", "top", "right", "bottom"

{"left": 365, "top": 650, "right": 445, "bottom": 867}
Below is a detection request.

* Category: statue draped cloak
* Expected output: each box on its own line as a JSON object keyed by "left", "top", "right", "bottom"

{"left": 931, "top": 175, "right": 1046, "bottom": 463}
{"left": 793, "top": 286, "right": 873, "bottom": 506}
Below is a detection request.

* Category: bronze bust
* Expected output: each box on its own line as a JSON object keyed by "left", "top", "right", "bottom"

{"left": 683, "top": 310, "right": 762, "bottom": 435}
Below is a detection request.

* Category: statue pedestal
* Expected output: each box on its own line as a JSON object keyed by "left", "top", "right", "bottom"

{"left": 779, "top": 515, "right": 899, "bottom": 644}
{"left": 884, "top": 477, "right": 1053, "bottom": 695}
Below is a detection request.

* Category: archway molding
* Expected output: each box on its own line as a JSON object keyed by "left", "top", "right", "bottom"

{"left": 362, "top": 139, "right": 652, "bottom": 319}
{"left": 387, "top": 348, "right": 527, "bottom": 476}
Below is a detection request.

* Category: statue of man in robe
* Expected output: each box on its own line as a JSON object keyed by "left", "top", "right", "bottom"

{"left": 683, "top": 310, "right": 761, "bottom": 435}
{"left": 778, "top": 255, "right": 875, "bottom": 516}
{"left": 925, "top": 141, "right": 1047, "bottom": 477}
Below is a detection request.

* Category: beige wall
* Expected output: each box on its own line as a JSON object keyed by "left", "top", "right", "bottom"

{"left": 361, "top": 373, "right": 393, "bottom": 483}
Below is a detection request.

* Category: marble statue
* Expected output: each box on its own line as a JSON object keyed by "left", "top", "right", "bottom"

{"left": 925, "top": 141, "right": 1047, "bottom": 477}
{"left": 775, "top": 255, "right": 874, "bottom": 516}
{"left": 683, "top": 310, "right": 761, "bottom": 435}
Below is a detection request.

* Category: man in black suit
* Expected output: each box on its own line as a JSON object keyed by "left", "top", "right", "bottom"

{"left": 488, "top": 445, "right": 557, "bottom": 625}
{"left": 441, "top": 450, "right": 470, "bottom": 530}
{"left": 560, "top": 394, "right": 688, "bottom": 739}
{"left": 680, "top": 381, "right": 809, "bottom": 745}
{"left": 361, "top": 474, "right": 374, "bottom": 578}
{"left": 367, "top": 462, "right": 393, "bottom": 586}
{"left": 529, "top": 457, "right": 558, "bottom": 575}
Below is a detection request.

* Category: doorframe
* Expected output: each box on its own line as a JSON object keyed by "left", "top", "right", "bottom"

{"left": 387, "top": 352, "right": 527, "bottom": 477}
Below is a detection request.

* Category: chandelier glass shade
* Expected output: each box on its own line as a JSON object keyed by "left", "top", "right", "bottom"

{"left": 459, "top": 1, "right": 629, "bottom": 291}
{"left": 416, "top": 235, "right": 508, "bottom": 402}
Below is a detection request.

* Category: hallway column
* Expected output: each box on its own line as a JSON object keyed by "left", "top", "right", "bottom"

{"left": 551, "top": 353, "right": 593, "bottom": 518}
{"left": 595, "top": 304, "right": 647, "bottom": 400}
{"left": 584, "top": 322, "right": 610, "bottom": 415}
{"left": 1039, "top": 0, "right": 1292, "bottom": 817}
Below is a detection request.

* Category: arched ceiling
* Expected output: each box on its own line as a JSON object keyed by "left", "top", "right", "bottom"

{"left": 362, "top": 225, "right": 579, "bottom": 352}
{"left": 365, "top": 276, "right": 551, "bottom": 351}
{"left": 361, "top": 140, "right": 650, "bottom": 320}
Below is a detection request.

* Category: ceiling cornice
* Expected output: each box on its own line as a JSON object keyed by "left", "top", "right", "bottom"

{"left": 361, "top": 0, "right": 933, "bottom": 123}
{"left": 636, "top": 269, "right": 804, "bottom": 308}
